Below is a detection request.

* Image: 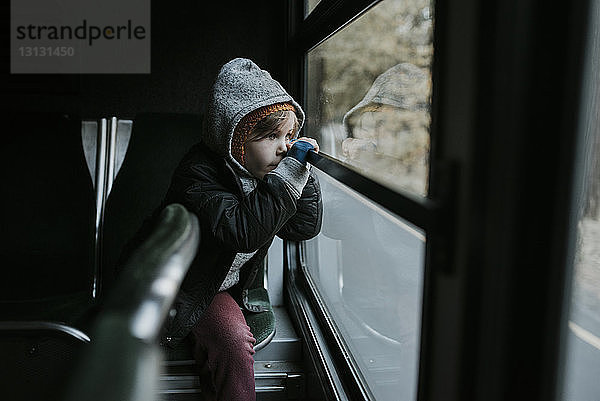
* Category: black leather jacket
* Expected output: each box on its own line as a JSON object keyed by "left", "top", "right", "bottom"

{"left": 160, "top": 143, "right": 322, "bottom": 346}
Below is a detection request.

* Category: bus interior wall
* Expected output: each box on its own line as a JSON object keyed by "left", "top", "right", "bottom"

{"left": 2, "top": 2, "right": 288, "bottom": 118}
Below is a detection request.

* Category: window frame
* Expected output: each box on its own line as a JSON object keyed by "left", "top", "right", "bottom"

{"left": 283, "top": 0, "right": 592, "bottom": 400}
{"left": 284, "top": 0, "right": 449, "bottom": 400}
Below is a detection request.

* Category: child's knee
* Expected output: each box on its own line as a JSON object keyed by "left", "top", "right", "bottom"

{"left": 215, "top": 320, "right": 256, "bottom": 357}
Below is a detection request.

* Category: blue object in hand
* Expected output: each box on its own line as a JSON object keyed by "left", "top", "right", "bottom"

{"left": 286, "top": 140, "right": 315, "bottom": 164}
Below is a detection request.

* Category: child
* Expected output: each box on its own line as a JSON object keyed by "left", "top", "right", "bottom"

{"left": 160, "top": 58, "right": 323, "bottom": 401}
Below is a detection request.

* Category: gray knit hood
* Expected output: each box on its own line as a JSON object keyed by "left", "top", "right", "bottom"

{"left": 203, "top": 58, "right": 305, "bottom": 172}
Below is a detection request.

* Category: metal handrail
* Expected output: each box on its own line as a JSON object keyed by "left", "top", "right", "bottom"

{"left": 64, "top": 203, "right": 199, "bottom": 401}
{"left": 306, "top": 150, "right": 439, "bottom": 231}
{"left": 0, "top": 321, "right": 91, "bottom": 342}
{"left": 92, "top": 118, "right": 108, "bottom": 299}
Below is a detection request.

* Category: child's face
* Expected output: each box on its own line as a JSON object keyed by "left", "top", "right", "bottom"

{"left": 244, "top": 115, "right": 295, "bottom": 179}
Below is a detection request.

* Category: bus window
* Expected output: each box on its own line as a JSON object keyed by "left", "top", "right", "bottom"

{"left": 305, "top": 0, "right": 322, "bottom": 17}
{"left": 304, "top": 170, "right": 425, "bottom": 400}
{"left": 562, "top": 0, "right": 600, "bottom": 397}
{"left": 301, "top": 1, "right": 434, "bottom": 398}
{"left": 305, "top": 0, "right": 433, "bottom": 197}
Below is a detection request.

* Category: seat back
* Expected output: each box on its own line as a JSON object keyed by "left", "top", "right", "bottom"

{"left": 102, "top": 113, "right": 202, "bottom": 289}
{"left": 0, "top": 113, "right": 95, "bottom": 301}
{"left": 63, "top": 204, "right": 199, "bottom": 401}
{"left": 0, "top": 323, "right": 89, "bottom": 401}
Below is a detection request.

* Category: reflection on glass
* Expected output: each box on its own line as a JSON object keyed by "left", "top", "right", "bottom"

{"left": 305, "top": 0, "right": 321, "bottom": 17}
{"left": 562, "top": 3, "right": 600, "bottom": 396}
{"left": 306, "top": 0, "right": 434, "bottom": 196}
{"left": 305, "top": 169, "right": 425, "bottom": 401}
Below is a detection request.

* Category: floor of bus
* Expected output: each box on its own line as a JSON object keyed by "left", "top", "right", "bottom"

{"left": 159, "top": 306, "right": 309, "bottom": 401}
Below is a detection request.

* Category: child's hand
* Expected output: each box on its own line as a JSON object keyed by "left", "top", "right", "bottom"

{"left": 286, "top": 137, "right": 320, "bottom": 164}
{"left": 287, "top": 137, "right": 319, "bottom": 153}
{"left": 341, "top": 137, "right": 376, "bottom": 159}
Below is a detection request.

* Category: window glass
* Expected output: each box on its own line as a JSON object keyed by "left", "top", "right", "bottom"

{"left": 305, "top": 0, "right": 321, "bottom": 17}
{"left": 562, "top": 3, "right": 600, "bottom": 397}
{"left": 562, "top": 111, "right": 600, "bottom": 400}
{"left": 305, "top": 169, "right": 425, "bottom": 400}
{"left": 306, "top": 0, "right": 434, "bottom": 196}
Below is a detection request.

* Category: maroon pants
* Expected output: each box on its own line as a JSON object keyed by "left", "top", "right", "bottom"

{"left": 191, "top": 291, "right": 256, "bottom": 401}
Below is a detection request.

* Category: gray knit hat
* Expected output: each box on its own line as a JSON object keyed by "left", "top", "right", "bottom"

{"left": 203, "top": 58, "right": 305, "bottom": 171}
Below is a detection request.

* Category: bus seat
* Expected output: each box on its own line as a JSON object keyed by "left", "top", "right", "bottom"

{"left": 102, "top": 113, "right": 202, "bottom": 292}
{"left": 0, "top": 113, "right": 96, "bottom": 400}
{"left": 0, "top": 112, "right": 95, "bottom": 310}
{"left": 0, "top": 322, "right": 89, "bottom": 401}
{"left": 63, "top": 203, "right": 200, "bottom": 401}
